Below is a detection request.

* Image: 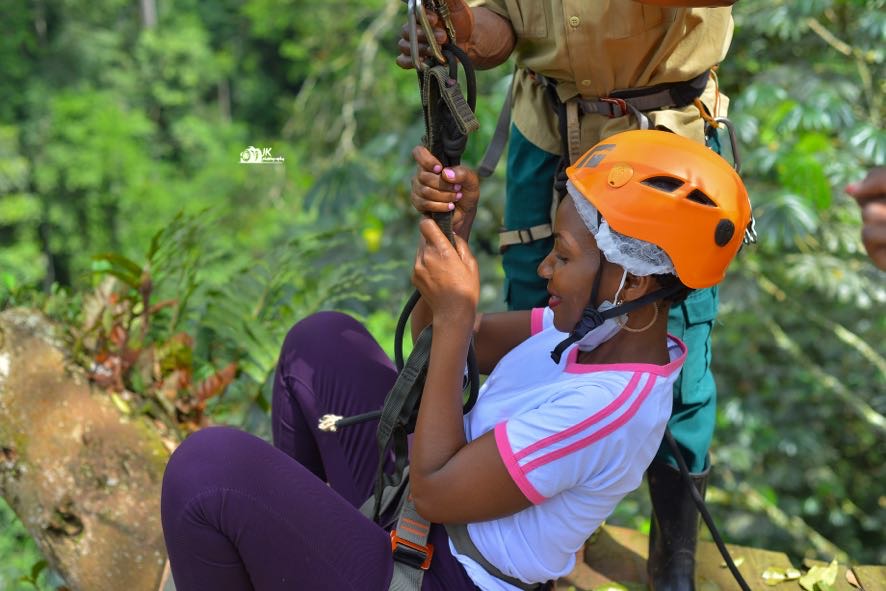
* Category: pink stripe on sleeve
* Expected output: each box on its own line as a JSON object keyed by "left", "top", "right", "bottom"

{"left": 521, "top": 375, "right": 657, "bottom": 474}
{"left": 514, "top": 373, "right": 642, "bottom": 461}
{"left": 494, "top": 422, "right": 546, "bottom": 505}
{"left": 530, "top": 308, "right": 546, "bottom": 335}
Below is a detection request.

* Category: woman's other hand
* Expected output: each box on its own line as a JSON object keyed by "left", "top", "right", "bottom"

{"left": 412, "top": 218, "right": 479, "bottom": 327}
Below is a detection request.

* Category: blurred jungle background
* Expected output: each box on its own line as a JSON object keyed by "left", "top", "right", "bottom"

{"left": 0, "top": 0, "right": 883, "bottom": 589}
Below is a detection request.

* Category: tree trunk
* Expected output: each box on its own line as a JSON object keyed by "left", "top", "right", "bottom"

{"left": 0, "top": 309, "right": 169, "bottom": 591}
{"left": 141, "top": 0, "right": 157, "bottom": 29}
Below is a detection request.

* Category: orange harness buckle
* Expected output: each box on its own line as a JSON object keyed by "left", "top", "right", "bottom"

{"left": 599, "top": 97, "right": 629, "bottom": 118}
{"left": 390, "top": 530, "right": 434, "bottom": 570}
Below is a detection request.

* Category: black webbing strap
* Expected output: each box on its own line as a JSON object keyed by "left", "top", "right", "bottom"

{"left": 609, "top": 70, "right": 710, "bottom": 109}
{"left": 372, "top": 326, "right": 434, "bottom": 521}
{"left": 422, "top": 61, "right": 479, "bottom": 157}
{"left": 477, "top": 67, "right": 516, "bottom": 178}
{"left": 550, "top": 283, "right": 684, "bottom": 364}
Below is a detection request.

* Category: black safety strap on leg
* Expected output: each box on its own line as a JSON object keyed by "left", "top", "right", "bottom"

{"left": 663, "top": 429, "right": 751, "bottom": 591}
{"left": 371, "top": 326, "right": 434, "bottom": 521}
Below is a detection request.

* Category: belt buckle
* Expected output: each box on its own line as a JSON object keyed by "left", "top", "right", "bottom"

{"left": 600, "top": 97, "right": 628, "bottom": 118}
{"left": 390, "top": 530, "right": 434, "bottom": 570}
{"left": 518, "top": 228, "right": 535, "bottom": 243}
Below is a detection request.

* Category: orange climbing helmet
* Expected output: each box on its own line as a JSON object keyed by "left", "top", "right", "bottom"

{"left": 566, "top": 129, "right": 752, "bottom": 289}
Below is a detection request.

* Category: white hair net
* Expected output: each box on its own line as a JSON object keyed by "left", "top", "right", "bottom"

{"left": 566, "top": 180, "right": 675, "bottom": 277}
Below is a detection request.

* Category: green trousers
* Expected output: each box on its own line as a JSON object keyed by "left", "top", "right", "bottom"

{"left": 502, "top": 125, "right": 717, "bottom": 473}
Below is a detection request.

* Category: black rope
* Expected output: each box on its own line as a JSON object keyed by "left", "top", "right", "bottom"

{"left": 395, "top": 290, "right": 421, "bottom": 371}
{"left": 444, "top": 43, "right": 477, "bottom": 111}
{"left": 326, "top": 36, "right": 480, "bottom": 433}
{"left": 391, "top": 41, "right": 481, "bottom": 418}
{"left": 664, "top": 429, "right": 752, "bottom": 591}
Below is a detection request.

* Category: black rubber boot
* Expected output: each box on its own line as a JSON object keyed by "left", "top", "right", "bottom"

{"left": 646, "top": 460, "right": 710, "bottom": 591}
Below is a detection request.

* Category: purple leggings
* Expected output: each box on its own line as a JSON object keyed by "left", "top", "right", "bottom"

{"left": 161, "top": 311, "right": 479, "bottom": 591}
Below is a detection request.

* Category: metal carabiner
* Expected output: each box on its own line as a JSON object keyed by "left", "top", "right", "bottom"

{"left": 430, "top": 0, "right": 458, "bottom": 46}
{"left": 715, "top": 117, "right": 742, "bottom": 174}
{"left": 715, "top": 116, "right": 757, "bottom": 244}
{"left": 407, "top": 0, "right": 445, "bottom": 72}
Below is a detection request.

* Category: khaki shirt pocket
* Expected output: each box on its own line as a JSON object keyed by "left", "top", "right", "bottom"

{"left": 503, "top": 0, "right": 548, "bottom": 38}
{"left": 606, "top": 4, "right": 670, "bottom": 39}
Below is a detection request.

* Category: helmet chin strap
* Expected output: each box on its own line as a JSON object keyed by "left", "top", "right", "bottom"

{"left": 550, "top": 256, "right": 681, "bottom": 363}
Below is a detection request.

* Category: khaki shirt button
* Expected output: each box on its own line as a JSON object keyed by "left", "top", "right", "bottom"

{"left": 581, "top": 79, "right": 591, "bottom": 87}
{"left": 569, "top": 15, "right": 580, "bottom": 27}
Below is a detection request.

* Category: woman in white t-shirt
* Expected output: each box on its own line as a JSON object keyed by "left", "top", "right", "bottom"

{"left": 160, "top": 130, "right": 752, "bottom": 591}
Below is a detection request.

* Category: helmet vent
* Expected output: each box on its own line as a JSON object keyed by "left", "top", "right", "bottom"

{"left": 641, "top": 176, "right": 684, "bottom": 193}
{"left": 687, "top": 189, "right": 717, "bottom": 207}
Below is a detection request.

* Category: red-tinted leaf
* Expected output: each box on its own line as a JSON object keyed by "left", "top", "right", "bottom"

{"left": 195, "top": 362, "right": 237, "bottom": 403}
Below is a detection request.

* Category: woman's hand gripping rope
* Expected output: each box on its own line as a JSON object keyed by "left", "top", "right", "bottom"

{"left": 411, "top": 145, "right": 480, "bottom": 240}
{"left": 413, "top": 217, "right": 479, "bottom": 331}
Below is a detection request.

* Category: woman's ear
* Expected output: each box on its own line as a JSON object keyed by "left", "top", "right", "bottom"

{"left": 621, "top": 273, "right": 656, "bottom": 301}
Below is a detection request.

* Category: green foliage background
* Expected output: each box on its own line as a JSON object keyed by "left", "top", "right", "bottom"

{"left": 0, "top": 0, "right": 883, "bottom": 587}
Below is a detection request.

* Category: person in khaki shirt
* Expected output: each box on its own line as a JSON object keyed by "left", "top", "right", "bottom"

{"left": 398, "top": 2, "right": 739, "bottom": 590}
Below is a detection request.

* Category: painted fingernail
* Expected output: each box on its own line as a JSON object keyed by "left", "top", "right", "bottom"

{"left": 448, "top": 202, "right": 455, "bottom": 211}
{"left": 455, "top": 192, "right": 463, "bottom": 201}
{"left": 433, "top": 164, "right": 442, "bottom": 173}
{"left": 453, "top": 184, "right": 462, "bottom": 191}
{"left": 444, "top": 168, "right": 455, "bottom": 180}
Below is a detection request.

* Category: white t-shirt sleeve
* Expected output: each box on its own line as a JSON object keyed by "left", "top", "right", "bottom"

{"left": 494, "top": 373, "right": 657, "bottom": 504}
{"left": 530, "top": 307, "right": 557, "bottom": 335}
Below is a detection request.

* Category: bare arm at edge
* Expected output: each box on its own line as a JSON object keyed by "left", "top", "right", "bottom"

{"left": 396, "top": 6, "right": 515, "bottom": 72}
{"left": 463, "top": 7, "right": 516, "bottom": 70}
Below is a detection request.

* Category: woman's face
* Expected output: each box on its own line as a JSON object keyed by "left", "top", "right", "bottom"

{"left": 537, "top": 197, "right": 623, "bottom": 332}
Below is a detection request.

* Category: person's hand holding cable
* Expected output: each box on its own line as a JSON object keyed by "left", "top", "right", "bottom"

{"left": 395, "top": 0, "right": 514, "bottom": 71}
{"left": 410, "top": 145, "right": 480, "bottom": 241}
{"left": 395, "top": 0, "right": 474, "bottom": 70}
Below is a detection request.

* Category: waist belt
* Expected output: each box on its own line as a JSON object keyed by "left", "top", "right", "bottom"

{"left": 530, "top": 69, "right": 710, "bottom": 118}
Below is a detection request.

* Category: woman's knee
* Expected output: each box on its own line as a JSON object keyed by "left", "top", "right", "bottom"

{"left": 280, "top": 311, "right": 364, "bottom": 356}
{"left": 161, "top": 427, "right": 254, "bottom": 517}
{"left": 278, "top": 311, "right": 388, "bottom": 373}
